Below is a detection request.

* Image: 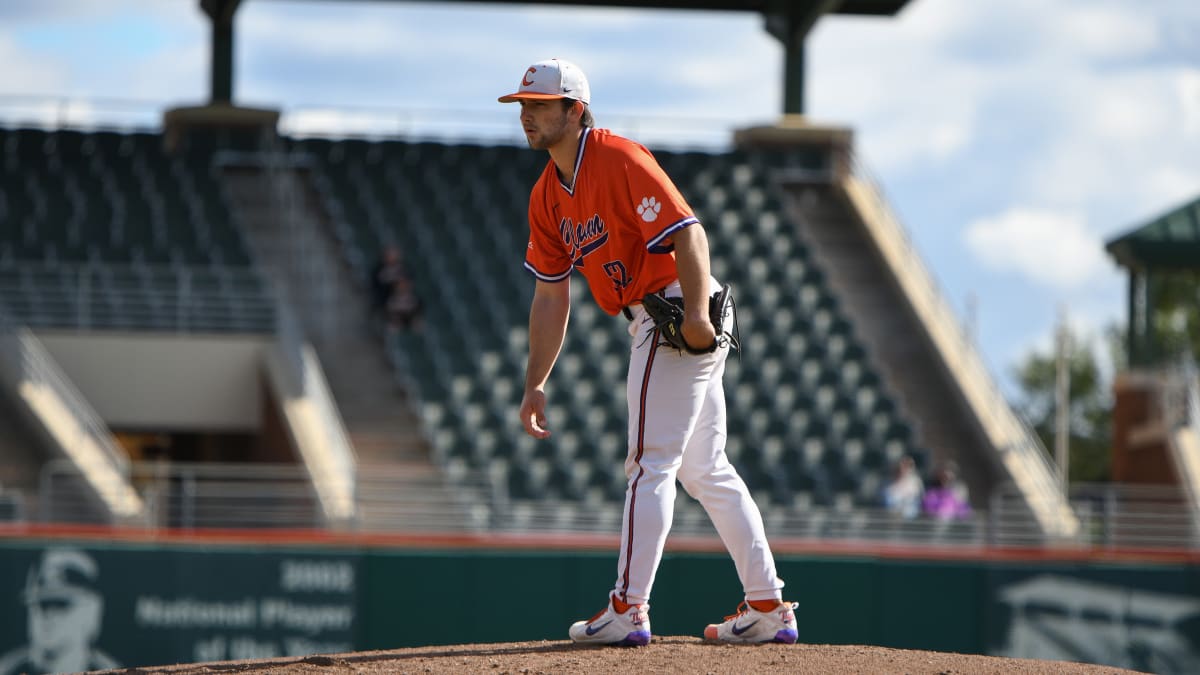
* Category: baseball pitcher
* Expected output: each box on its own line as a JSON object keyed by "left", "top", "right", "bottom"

{"left": 500, "top": 58, "right": 798, "bottom": 646}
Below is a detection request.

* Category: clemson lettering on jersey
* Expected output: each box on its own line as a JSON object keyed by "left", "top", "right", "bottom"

{"left": 561, "top": 214, "right": 609, "bottom": 267}
{"left": 523, "top": 128, "right": 700, "bottom": 315}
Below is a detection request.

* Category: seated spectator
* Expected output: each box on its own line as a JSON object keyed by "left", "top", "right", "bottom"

{"left": 370, "top": 245, "right": 408, "bottom": 314}
{"left": 922, "top": 462, "right": 971, "bottom": 520}
{"left": 881, "top": 455, "right": 923, "bottom": 519}
{"left": 386, "top": 276, "right": 423, "bottom": 333}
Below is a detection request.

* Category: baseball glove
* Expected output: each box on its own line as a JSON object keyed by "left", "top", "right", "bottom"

{"left": 641, "top": 284, "right": 739, "bottom": 355}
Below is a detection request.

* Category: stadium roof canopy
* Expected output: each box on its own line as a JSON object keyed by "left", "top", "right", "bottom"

{"left": 1106, "top": 195, "right": 1200, "bottom": 271}
{"left": 303, "top": 0, "right": 907, "bottom": 13}
{"left": 200, "top": 0, "right": 912, "bottom": 113}
{"left": 1105, "top": 193, "right": 1200, "bottom": 367}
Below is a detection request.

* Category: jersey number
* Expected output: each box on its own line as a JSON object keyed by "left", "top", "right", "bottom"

{"left": 603, "top": 260, "right": 631, "bottom": 291}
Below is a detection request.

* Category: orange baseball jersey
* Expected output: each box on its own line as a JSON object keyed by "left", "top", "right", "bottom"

{"left": 523, "top": 128, "right": 699, "bottom": 315}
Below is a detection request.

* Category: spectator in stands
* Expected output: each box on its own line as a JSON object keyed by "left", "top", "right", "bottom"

{"left": 922, "top": 461, "right": 972, "bottom": 520}
{"left": 386, "top": 276, "right": 423, "bottom": 334}
{"left": 370, "top": 245, "right": 408, "bottom": 315}
{"left": 881, "top": 454, "right": 923, "bottom": 519}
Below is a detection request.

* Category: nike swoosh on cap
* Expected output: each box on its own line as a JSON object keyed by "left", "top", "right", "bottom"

{"left": 585, "top": 620, "right": 613, "bottom": 636}
{"left": 731, "top": 619, "right": 759, "bottom": 636}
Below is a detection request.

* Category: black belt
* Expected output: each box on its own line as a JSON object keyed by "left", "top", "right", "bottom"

{"left": 623, "top": 286, "right": 670, "bottom": 321}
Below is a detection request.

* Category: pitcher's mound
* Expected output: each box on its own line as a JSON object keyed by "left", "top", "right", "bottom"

{"left": 100, "top": 637, "right": 1146, "bottom": 674}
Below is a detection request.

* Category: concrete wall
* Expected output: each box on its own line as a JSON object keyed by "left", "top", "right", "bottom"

{"left": 36, "top": 331, "right": 271, "bottom": 431}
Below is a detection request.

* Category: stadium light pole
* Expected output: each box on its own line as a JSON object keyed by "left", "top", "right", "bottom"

{"left": 764, "top": 0, "right": 840, "bottom": 115}
{"left": 200, "top": 0, "right": 243, "bottom": 104}
{"left": 1054, "top": 306, "right": 1071, "bottom": 489}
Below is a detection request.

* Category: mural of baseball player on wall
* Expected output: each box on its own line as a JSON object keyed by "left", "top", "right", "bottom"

{"left": 995, "top": 574, "right": 1200, "bottom": 674}
{"left": 0, "top": 548, "right": 120, "bottom": 675}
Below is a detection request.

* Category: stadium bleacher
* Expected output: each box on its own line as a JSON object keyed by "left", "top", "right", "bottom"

{"left": 0, "top": 127, "right": 274, "bottom": 333}
{"left": 290, "top": 133, "right": 931, "bottom": 527}
{"left": 0, "top": 123, "right": 941, "bottom": 536}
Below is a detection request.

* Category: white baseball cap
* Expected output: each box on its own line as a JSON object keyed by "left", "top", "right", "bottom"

{"left": 498, "top": 58, "right": 590, "bottom": 105}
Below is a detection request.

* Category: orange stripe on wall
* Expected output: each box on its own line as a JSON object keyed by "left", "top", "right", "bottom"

{"left": 2, "top": 523, "right": 1198, "bottom": 564}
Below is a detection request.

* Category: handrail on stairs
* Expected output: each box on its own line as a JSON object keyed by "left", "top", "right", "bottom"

{"left": 215, "top": 132, "right": 359, "bottom": 527}
{"left": 1163, "top": 350, "right": 1200, "bottom": 521}
{"left": 0, "top": 308, "right": 143, "bottom": 521}
{"left": 830, "top": 152, "right": 1080, "bottom": 540}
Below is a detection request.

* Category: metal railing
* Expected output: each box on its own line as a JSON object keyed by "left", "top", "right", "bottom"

{"left": 0, "top": 259, "right": 357, "bottom": 525}
{"left": 0, "top": 314, "right": 125, "bottom": 476}
{"left": 1162, "top": 352, "right": 1200, "bottom": 521}
{"left": 1064, "top": 483, "right": 1200, "bottom": 550}
{"left": 0, "top": 310, "right": 142, "bottom": 521}
{"left": 0, "top": 95, "right": 163, "bottom": 132}
{"left": 16, "top": 460, "right": 1200, "bottom": 550}
{"left": 837, "top": 153, "right": 1079, "bottom": 540}
{"left": 0, "top": 95, "right": 738, "bottom": 151}
{"left": 32, "top": 460, "right": 488, "bottom": 533}
{"left": 1162, "top": 355, "right": 1195, "bottom": 422}
{"left": 269, "top": 304, "right": 358, "bottom": 526}
{"left": 1190, "top": 374, "right": 1200, "bottom": 430}
{"left": 211, "top": 135, "right": 360, "bottom": 526}
{"left": 0, "top": 262, "right": 276, "bottom": 334}
{"left": 259, "top": 135, "right": 344, "bottom": 342}
{"left": 0, "top": 490, "right": 26, "bottom": 523}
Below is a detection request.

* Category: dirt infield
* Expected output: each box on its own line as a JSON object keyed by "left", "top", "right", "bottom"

{"left": 101, "top": 637, "right": 1146, "bottom": 674}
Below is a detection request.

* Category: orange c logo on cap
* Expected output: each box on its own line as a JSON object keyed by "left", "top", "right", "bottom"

{"left": 521, "top": 68, "right": 536, "bottom": 86}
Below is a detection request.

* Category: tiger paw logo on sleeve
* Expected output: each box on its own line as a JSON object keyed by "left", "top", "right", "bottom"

{"left": 637, "top": 196, "right": 661, "bottom": 223}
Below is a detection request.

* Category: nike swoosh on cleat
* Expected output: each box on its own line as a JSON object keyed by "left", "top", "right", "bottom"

{"left": 731, "top": 620, "right": 759, "bottom": 636}
{"left": 585, "top": 620, "right": 613, "bottom": 636}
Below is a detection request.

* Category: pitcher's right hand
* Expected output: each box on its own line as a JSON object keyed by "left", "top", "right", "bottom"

{"left": 520, "top": 388, "right": 551, "bottom": 439}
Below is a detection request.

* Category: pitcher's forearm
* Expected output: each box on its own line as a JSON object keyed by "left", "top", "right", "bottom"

{"left": 672, "top": 224, "right": 712, "bottom": 318}
{"left": 524, "top": 286, "right": 570, "bottom": 392}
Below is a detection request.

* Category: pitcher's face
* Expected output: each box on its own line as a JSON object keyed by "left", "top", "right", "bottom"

{"left": 519, "top": 99, "right": 573, "bottom": 150}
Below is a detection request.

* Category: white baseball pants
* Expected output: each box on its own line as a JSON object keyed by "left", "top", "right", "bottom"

{"left": 612, "top": 278, "right": 785, "bottom": 605}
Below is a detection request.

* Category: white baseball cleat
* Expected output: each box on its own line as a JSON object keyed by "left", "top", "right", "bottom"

{"left": 569, "top": 595, "right": 651, "bottom": 646}
{"left": 704, "top": 601, "right": 799, "bottom": 644}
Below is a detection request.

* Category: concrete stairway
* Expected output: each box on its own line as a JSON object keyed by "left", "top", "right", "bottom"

{"left": 782, "top": 182, "right": 1005, "bottom": 502}
{"left": 221, "top": 164, "right": 429, "bottom": 466}
{"left": 0, "top": 387, "right": 46, "bottom": 497}
{"left": 313, "top": 330, "right": 426, "bottom": 463}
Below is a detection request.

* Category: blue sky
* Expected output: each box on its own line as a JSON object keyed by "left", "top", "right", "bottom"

{"left": 1, "top": 0, "right": 1198, "bottom": 394}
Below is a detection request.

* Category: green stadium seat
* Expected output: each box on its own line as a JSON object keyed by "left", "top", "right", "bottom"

{"left": 261, "top": 134, "right": 931, "bottom": 523}
{"left": 0, "top": 127, "right": 273, "bottom": 332}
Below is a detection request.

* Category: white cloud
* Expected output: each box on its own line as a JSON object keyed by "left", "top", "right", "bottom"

{"left": 1182, "top": 69, "right": 1200, "bottom": 138}
{"left": 1057, "top": 4, "right": 1159, "bottom": 60}
{"left": 0, "top": 1, "right": 206, "bottom": 120}
{"left": 1020, "top": 66, "right": 1200, "bottom": 227}
{"left": 240, "top": 5, "right": 415, "bottom": 59}
{"left": 1090, "top": 86, "right": 1170, "bottom": 143}
{"left": 237, "top": 2, "right": 781, "bottom": 140}
{"left": 1138, "top": 165, "right": 1200, "bottom": 217}
{"left": 0, "top": 0, "right": 1194, "bottom": 392}
{"left": 964, "top": 208, "right": 1110, "bottom": 290}
{"left": 0, "top": 0, "right": 183, "bottom": 23}
{"left": 809, "top": 0, "right": 1197, "bottom": 186}
{"left": 0, "top": 34, "right": 67, "bottom": 93}
{"left": 282, "top": 108, "right": 395, "bottom": 137}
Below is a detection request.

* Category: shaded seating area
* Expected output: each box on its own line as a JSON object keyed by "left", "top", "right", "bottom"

{"left": 0, "top": 127, "right": 274, "bottom": 333}
{"left": 296, "top": 133, "right": 932, "bottom": 531}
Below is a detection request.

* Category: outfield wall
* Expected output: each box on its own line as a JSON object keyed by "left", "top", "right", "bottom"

{"left": 0, "top": 532, "right": 1197, "bottom": 673}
